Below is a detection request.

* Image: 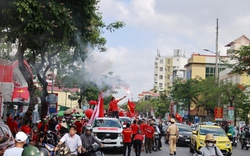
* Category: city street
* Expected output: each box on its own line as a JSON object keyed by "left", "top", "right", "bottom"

{"left": 104, "top": 141, "right": 249, "bottom": 156}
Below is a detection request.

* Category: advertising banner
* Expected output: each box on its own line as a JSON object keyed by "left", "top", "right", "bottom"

{"left": 228, "top": 107, "right": 234, "bottom": 121}
{"left": 214, "top": 107, "right": 223, "bottom": 121}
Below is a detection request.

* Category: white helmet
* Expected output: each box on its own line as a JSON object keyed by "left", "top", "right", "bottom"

{"left": 86, "top": 124, "right": 93, "bottom": 131}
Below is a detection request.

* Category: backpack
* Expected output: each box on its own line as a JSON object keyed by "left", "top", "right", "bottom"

{"left": 245, "top": 131, "right": 250, "bottom": 138}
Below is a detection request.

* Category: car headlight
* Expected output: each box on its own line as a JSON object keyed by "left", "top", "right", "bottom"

{"left": 179, "top": 134, "right": 184, "bottom": 137}
{"left": 118, "top": 133, "right": 122, "bottom": 137}
{"left": 93, "top": 132, "right": 97, "bottom": 136}
{"left": 226, "top": 144, "right": 230, "bottom": 147}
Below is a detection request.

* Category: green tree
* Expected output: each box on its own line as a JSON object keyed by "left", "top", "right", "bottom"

{"left": 0, "top": 0, "right": 124, "bottom": 123}
{"left": 227, "top": 45, "right": 250, "bottom": 74}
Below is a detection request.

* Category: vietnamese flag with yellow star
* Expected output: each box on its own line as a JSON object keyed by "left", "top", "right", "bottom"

{"left": 12, "top": 87, "right": 30, "bottom": 100}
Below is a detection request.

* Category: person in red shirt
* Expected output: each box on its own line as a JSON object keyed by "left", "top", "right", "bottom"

{"left": 20, "top": 121, "right": 33, "bottom": 144}
{"left": 11, "top": 116, "right": 19, "bottom": 137}
{"left": 6, "top": 113, "right": 13, "bottom": 129}
{"left": 133, "top": 130, "right": 145, "bottom": 156}
{"left": 74, "top": 119, "right": 83, "bottom": 135}
{"left": 109, "top": 95, "right": 127, "bottom": 118}
{"left": 140, "top": 119, "right": 147, "bottom": 135}
{"left": 122, "top": 123, "right": 133, "bottom": 156}
{"left": 145, "top": 122, "right": 154, "bottom": 153}
{"left": 131, "top": 120, "right": 139, "bottom": 142}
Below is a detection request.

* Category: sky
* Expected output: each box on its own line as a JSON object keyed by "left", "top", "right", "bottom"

{"left": 91, "top": 0, "right": 250, "bottom": 103}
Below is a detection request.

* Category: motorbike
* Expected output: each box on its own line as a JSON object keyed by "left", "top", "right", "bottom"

{"left": 241, "top": 138, "right": 250, "bottom": 150}
{"left": 55, "top": 144, "right": 72, "bottom": 156}
{"left": 152, "top": 132, "right": 160, "bottom": 151}
{"left": 232, "top": 137, "right": 238, "bottom": 147}
{"left": 81, "top": 144, "right": 105, "bottom": 156}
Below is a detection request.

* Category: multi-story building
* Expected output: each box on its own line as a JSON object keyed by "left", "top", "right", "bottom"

{"left": 138, "top": 90, "right": 160, "bottom": 101}
{"left": 154, "top": 49, "right": 187, "bottom": 91}
{"left": 219, "top": 35, "right": 250, "bottom": 85}
{"left": 185, "top": 53, "right": 228, "bottom": 80}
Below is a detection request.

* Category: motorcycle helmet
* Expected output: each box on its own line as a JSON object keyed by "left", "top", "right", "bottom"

{"left": 39, "top": 148, "right": 49, "bottom": 156}
{"left": 86, "top": 123, "right": 93, "bottom": 131}
{"left": 22, "top": 145, "right": 40, "bottom": 156}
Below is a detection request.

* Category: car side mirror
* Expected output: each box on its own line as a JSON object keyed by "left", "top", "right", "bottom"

{"left": 227, "top": 133, "right": 232, "bottom": 137}
{"left": 192, "top": 131, "right": 197, "bottom": 135}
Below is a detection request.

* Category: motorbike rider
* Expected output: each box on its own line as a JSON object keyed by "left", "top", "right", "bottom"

{"left": 21, "top": 145, "right": 40, "bottom": 156}
{"left": 157, "top": 120, "right": 164, "bottom": 150}
{"left": 80, "top": 124, "right": 104, "bottom": 154}
{"left": 227, "top": 125, "right": 235, "bottom": 142}
{"left": 200, "top": 134, "right": 223, "bottom": 156}
{"left": 55, "top": 125, "right": 82, "bottom": 156}
{"left": 241, "top": 127, "right": 250, "bottom": 143}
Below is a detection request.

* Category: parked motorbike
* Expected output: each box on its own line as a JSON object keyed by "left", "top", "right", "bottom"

{"left": 241, "top": 138, "right": 250, "bottom": 150}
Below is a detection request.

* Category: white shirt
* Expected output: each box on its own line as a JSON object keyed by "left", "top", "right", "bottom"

{"left": 3, "top": 147, "right": 23, "bottom": 156}
{"left": 60, "top": 133, "right": 82, "bottom": 154}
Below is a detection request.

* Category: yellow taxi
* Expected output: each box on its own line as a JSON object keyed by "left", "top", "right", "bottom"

{"left": 190, "top": 124, "right": 232, "bottom": 156}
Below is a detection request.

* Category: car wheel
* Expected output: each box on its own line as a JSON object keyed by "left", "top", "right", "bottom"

{"left": 189, "top": 144, "right": 194, "bottom": 153}
{"left": 119, "top": 147, "right": 124, "bottom": 154}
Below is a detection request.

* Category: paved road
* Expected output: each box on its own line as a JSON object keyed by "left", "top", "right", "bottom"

{"left": 104, "top": 140, "right": 249, "bottom": 156}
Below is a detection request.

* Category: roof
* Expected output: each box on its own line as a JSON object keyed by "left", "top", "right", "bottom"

{"left": 225, "top": 35, "right": 250, "bottom": 47}
{"left": 96, "top": 117, "right": 119, "bottom": 120}
{"left": 200, "top": 125, "right": 221, "bottom": 128}
{"left": 3, "top": 101, "right": 29, "bottom": 105}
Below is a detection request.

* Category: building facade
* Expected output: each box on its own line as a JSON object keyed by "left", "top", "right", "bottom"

{"left": 138, "top": 90, "right": 159, "bottom": 101}
{"left": 185, "top": 53, "right": 228, "bottom": 80}
{"left": 154, "top": 49, "right": 187, "bottom": 91}
{"left": 220, "top": 35, "right": 250, "bottom": 85}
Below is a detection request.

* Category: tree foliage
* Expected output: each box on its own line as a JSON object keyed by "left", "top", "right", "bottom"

{"left": 227, "top": 45, "right": 250, "bottom": 74}
{"left": 0, "top": 0, "right": 124, "bottom": 122}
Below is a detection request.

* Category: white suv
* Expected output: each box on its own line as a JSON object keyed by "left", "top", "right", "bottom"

{"left": 92, "top": 117, "right": 123, "bottom": 150}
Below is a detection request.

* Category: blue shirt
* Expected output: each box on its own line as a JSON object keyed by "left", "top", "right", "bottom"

{"left": 60, "top": 133, "right": 82, "bottom": 154}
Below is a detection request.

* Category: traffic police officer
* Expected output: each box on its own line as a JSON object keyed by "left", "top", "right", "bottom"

{"left": 166, "top": 118, "right": 179, "bottom": 155}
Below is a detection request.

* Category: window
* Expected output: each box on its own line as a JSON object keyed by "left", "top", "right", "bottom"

{"left": 167, "top": 83, "right": 170, "bottom": 87}
{"left": 159, "top": 83, "right": 163, "bottom": 88}
{"left": 177, "top": 59, "right": 179, "bottom": 61}
{"left": 167, "top": 75, "right": 170, "bottom": 79}
{"left": 168, "top": 59, "right": 170, "bottom": 64}
{"left": 205, "top": 67, "right": 215, "bottom": 78}
{"left": 159, "top": 75, "right": 163, "bottom": 79}
{"left": 159, "top": 67, "right": 163, "bottom": 71}
{"left": 93, "top": 119, "right": 121, "bottom": 128}
{"left": 168, "top": 67, "right": 170, "bottom": 71}
{"left": 0, "top": 126, "right": 11, "bottom": 144}
{"left": 160, "top": 59, "right": 163, "bottom": 64}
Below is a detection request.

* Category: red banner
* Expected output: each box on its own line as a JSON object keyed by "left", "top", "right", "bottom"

{"left": 214, "top": 107, "right": 223, "bottom": 120}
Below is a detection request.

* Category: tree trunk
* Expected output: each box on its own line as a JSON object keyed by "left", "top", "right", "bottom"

{"left": 40, "top": 80, "right": 48, "bottom": 118}
{"left": 17, "top": 41, "right": 37, "bottom": 125}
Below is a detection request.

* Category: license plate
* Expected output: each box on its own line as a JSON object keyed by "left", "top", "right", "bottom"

{"left": 185, "top": 139, "right": 190, "bottom": 142}
{"left": 104, "top": 139, "right": 111, "bottom": 143}
{"left": 230, "top": 141, "right": 233, "bottom": 143}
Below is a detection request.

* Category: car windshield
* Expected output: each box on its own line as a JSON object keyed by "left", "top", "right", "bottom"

{"left": 93, "top": 119, "right": 121, "bottom": 128}
{"left": 199, "top": 127, "right": 226, "bottom": 136}
{"left": 178, "top": 125, "right": 192, "bottom": 132}
{"left": 120, "top": 118, "right": 131, "bottom": 124}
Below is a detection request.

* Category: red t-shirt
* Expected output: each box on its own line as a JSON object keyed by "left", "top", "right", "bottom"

{"left": 37, "top": 123, "right": 43, "bottom": 131}
{"left": 11, "top": 121, "right": 18, "bottom": 133}
{"left": 140, "top": 123, "right": 147, "bottom": 134}
{"left": 74, "top": 121, "right": 83, "bottom": 133}
{"left": 6, "top": 117, "right": 13, "bottom": 128}
{"left": 131, "top": 123, "right": 139, "bottom": 134}
{"left": 109, "top": 100, "right": 119, "bottom": 111}
{"left": 20, "top": 125, "right": 32, "bottom": 135}
{"left": 145, "top": 126, "right": 154, "bottom": 138}
{"left": 134, "top": 134, "right": 144, "bottom": 141}
{"left": 122, "top": 128, "right": 133, "bottom": 143}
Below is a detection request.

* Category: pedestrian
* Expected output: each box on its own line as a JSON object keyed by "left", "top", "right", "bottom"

{"left": 109, "top": 95, "right": 127, "bottom": 118}
{"left": 200, "top": 134, "right": 223, "bottom": 156}
{"left": 145, "top": 121, "right": 154, "bottom": 153}
{"left": 11, "top": 116, "right": 19, "bottom": 138}
{"left": 131, "top": 120, "right": 139, "bottom": 143}
{"left": 122, "top": 123, "right": 133, "bottom": 156}
{"left": 133, "top": 130, "right": 144, "bottom": 156}
{"left": 20, "top": 121, "right": 33, "bottom": 144}
{"left": 6, "top": 113, "right": 13, "bottom": 129}
{"left": 55, "top": 125, "right": 82, "bottom": 155}
{"left": 158, "top": 120, "right": 164, "bottom": 150}
{"left": 74, "top": 118, "right": 83, "bottom": 135}
{"left": 166, "top": 118, "right": 179, "bottom": 155}
{"left": 3, "top": 131, "right": 28, "bottom": 156}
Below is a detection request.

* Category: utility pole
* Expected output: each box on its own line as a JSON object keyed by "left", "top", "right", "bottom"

{"left": 215, "top": 18, "right": 219, "bottom": 80}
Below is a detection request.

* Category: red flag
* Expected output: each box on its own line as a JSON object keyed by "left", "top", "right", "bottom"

{"left": 175, "top": 113, "right": 183, "bottom": 123}
{"left": 127, "top": 100, "right": 136, "bottom": 116}
{"left": 99, "top": 93, "right": 104, "bottom": 117}
{"left": 12, "top": 87, "right": 29, "bottom": 100}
